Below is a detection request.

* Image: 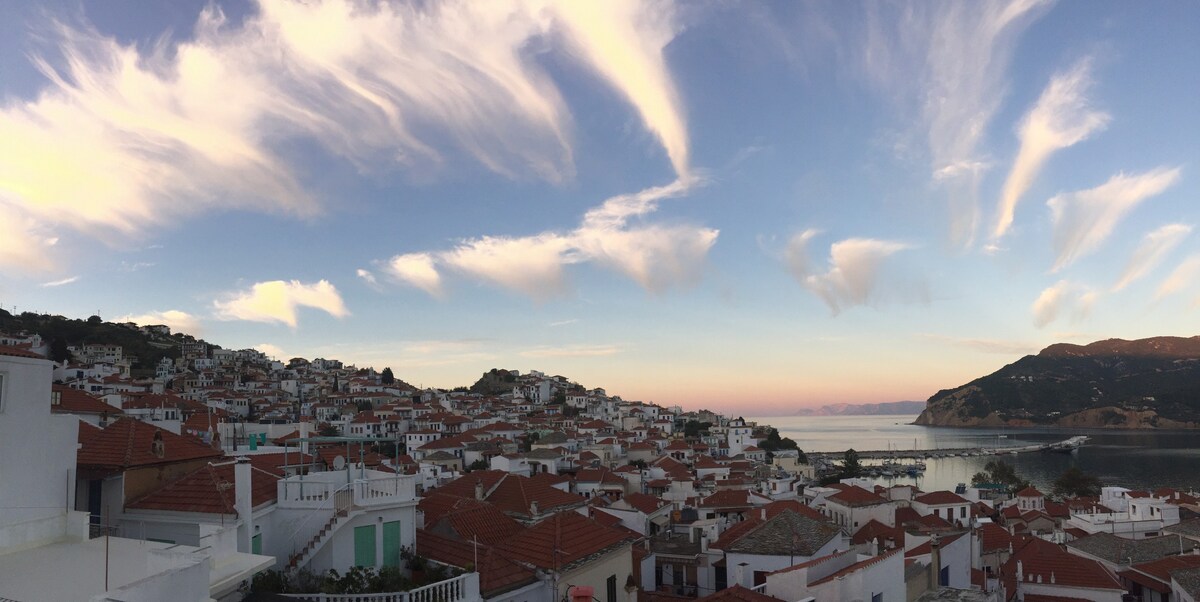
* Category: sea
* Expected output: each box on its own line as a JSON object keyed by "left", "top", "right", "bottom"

{"left": 748, "top": 414, "right": 1200, "bottom": 493}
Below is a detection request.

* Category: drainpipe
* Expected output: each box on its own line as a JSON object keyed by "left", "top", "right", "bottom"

{"left": 235, "top": 457, "right": 253, "bottom": 553}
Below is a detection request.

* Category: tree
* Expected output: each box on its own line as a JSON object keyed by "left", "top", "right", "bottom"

{"left": 1053, "top": 466, "right": 1101, "bottom": 498}
{"left": 381, "top": 367, "right": 395, "bottom": 385}
{"left": 317, "top": 424, "right": 340, "bottom": 437}
{"left": 683, "top": 420, "right": 712, "bottom": 439}
{"left": 466, "top": 459, "right": 489, "bottom": 472}
{"left": 840, "top": 449, "right": 863, "bottom": 478}
{"left": 49, "top": 337, "right": 71, "bottom": 364}
{"left": 971, "top": 460, "right": 1031, "bottom": 493}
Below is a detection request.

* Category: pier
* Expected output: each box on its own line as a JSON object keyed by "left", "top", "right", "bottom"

{"left": 808, "top": 435, "right": 1088, "bottom": 461}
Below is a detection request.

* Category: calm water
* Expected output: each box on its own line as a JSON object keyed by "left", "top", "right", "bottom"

{"left": 748, "top": 414, "right": 1200, "bottom": 493}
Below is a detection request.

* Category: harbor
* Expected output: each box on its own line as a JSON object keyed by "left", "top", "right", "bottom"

{"left": 806, "top": 435, "right": 1090, "bottom": 477}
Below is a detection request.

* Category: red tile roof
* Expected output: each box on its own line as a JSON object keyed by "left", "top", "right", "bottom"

{"left": 126, "top": 461, "right": 279, "bottom": 514}
{"left": 498, "top": 510, "right": 634, "bottom": 570}
{"left": 427, "top": 500, "right": 524, "bottom": 545}
{"left": 52, "top": 385, "right": 119, "bottom": 415}
{"left": 1001, "top": 537, "right": 1123, "bottom": 594}
{"left": 827, "top": 485, "right": 888, "bottom": 507}
{"left": 0, "top": 345, "right": 45, "bottom": 359}
{"left": 623, "top": 492, "right": 670, "bottom": 515}
{"left": 417, "top": 529, "right": 538, "bottom": 597}
{"left": 1016, "top": 486, "right": 1045, "bottom": 498}
{"left": 914, "top": 491, "right": 969, "bottom": 505}
{"left": 77, "top": 418, "right": 222, "bottom": 473}
{"left": 695, "top": 585, "right": 781, "bottom": 602}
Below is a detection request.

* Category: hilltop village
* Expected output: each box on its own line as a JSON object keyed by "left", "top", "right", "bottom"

{"left": 2, "top": 325, "right": 1200, "bottom": 602}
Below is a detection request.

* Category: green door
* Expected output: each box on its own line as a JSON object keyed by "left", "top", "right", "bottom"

{"left": 252, "top": 533, "right": 262, "bottom": 555}
{"left": 382, "top": 521, "right": 401, "bottom": 567}
{"left": 354, "top": 525, "right": 376, "bottom": 567}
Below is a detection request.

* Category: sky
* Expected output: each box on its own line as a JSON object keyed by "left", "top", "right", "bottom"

{"left": 1, "top": 0, "right": 1198, "bottom": 415}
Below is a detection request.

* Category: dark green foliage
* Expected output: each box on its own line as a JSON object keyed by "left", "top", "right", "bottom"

{"left": 466, "top": 459, "right": 489, "bottom": 472}
{"left": 317, "top": 424, "right": 340, "bottom": 437}
{"left": 970, "top": 460, "right": 1031, "bottom": 494}
{"left": 926, "top": 336, "right": 1200, "bottom": 423}
{"left": 381, "top": 367, "right": 395, "bottom": 385}
{"left": 1053, "top": 466, "right": 1102, "bottom": 498}
{"left": 247, "top": 559, "right": 456, "bottom": 594}
{"left": 839, "top": 449, "right": 862, "bottom": 478}
{"left": 683, "top": 420, "right": 712, "bottom": 438}
{"left": 0, "top": 309, "right": 194, "bottom": 378}
{"left": 470, "top": 368, "right": 518, "bottom": 395}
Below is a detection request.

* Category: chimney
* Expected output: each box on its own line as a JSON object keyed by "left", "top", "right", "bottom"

{"left": 1016, "top": 560, "right": 1023, "bottom": 583}
{"left": 530, "top": 500, "right": 540, "bottom": 516}
{"left": 735, "top": 562, "right": 749, "bottom": 587}
{"left": 930, "top": 534, "right": 941, "bottom": 589}
{"left": 235, "top": 457, "right": 253, "bottom": 553}
{"left": 151, "top": 430, "right": 165, "bottom": 458}
{"left": 1050, "top": 572, "right": 1055, "bottom": 584}
{"left": 475, "top": 479, "right": 484, "bottom": 500}
{"left": 299, "top": 420, "right": 309, "bottom": 455}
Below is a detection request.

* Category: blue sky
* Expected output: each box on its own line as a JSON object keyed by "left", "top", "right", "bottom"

{"left": 1, "top": 0, "right": 1198, "bottom": 414}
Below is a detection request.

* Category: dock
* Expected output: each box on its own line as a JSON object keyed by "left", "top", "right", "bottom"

{"left": 808, "top": 435, "right": 1088, "bottom": 462}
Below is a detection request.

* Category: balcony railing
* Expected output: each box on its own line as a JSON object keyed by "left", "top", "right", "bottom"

{"left": 281, "top": 572, "right": 481, "bottom": 602}
{"left": 279, "top": 473, "right": 415, "bottom": 509}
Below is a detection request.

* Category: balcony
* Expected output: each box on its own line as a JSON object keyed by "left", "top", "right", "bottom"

{"left": 278, "top": 470, "right": 416, "bottom": 510}
{"left": 281, "top": 572, "right": 482, "bottom": 602}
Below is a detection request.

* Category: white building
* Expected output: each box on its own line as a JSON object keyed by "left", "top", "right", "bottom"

{"left": 0, "top": 346, "right": 273, "bottom": 601}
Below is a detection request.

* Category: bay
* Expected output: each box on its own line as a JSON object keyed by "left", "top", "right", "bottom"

{"left": 748, "top": 414, "right": 1200, "bottom": 493}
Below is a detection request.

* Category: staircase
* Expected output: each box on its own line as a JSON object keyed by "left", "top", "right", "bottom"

{"left": 288, "top": 508, "right": 350, "bottom": 570}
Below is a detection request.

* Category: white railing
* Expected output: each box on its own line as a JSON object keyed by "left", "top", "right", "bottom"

{"left": 353, "top": 475, "right": 416, "bottom": 507}
{"left": 281, "top": 572, "right": 481, "bottom": 602}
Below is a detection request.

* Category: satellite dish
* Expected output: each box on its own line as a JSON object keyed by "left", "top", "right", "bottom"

{"left": 333, "top": 455, "right": 346, "bottom": 470}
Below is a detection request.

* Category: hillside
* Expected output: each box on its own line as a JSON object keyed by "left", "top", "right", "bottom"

{"left": 0, "top": 309, "right": 204, "bottom": 377}
{"left": 915, "top": 336, "right": 1200, "bottom": 428}
{"left": 796, "top": 401, "right": 925, "bottom": 416}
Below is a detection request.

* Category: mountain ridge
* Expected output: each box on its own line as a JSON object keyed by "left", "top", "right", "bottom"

{"left": 796, "top": 401, "right": 925, "bottom": 416}
{"left": 915, "top": 335, "right": 1200, "bottom": 429}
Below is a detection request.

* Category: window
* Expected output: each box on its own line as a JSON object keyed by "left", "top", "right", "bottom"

{"left": 606, "top": 575, "right": 617, "bottom": 602}
{"left": 960, "top": 506, "right": 967, "bottom": 518}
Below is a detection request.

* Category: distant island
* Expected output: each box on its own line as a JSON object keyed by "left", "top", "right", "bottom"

{"left": 795, "top": 401, "right": 925, "bottom": 416}
{"left": 916, "top": 336, "right": 1200, "bottom": 429}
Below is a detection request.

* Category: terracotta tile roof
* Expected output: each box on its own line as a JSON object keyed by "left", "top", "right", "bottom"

{"left": 1124, "top": 555, "right": 1200, "bottom": 593}
{"left": 427, "top": 501, "right": 524, "bottom": 545}
{"left": 979, "top": 522, "right": 1015, "bottom": 553}
{"left": 827, "top": 485, "right": 888, "bottom": 507}
{"left": 51, "top": 385, "right": 119, "bottom": 415}
{"left": 77, "top": 418, "right": 222, "bottom": 473}
{"left": 1001, "top": 537, "right": 1123, "bottom": 594}
{"left": 417, "top": 529, "right": 538, "bottom": 597}
{"left": 710, "top": 517, "right": 763, "bottom": 550}
{"left": 851, "top": 519, "right": 904, "bottom": 547}
{"left": 245, "top": 452, "right": 316, "bottom": 477}
{"left": 914, "top": 491, "right": 969, "bottom": 505}
{"left": 700, "top": 489, "right": 760, "bottom": 509}
{"left": 1016, "top": 486, "right": 1045, "bottom": 498}
{"left": 429, "top": 471, "right": 585, "bottom": 519}
{"left": 0, "top": 345, "right": 45, "bottom": 359}
{"left": 497, "top": 510, "right": 634, "bottom": 571}
{"left": 623, "top": 492, "right": 670, "bottom": 515}
{"left": 126, "top": 461, "right": 279, "bottom": 514}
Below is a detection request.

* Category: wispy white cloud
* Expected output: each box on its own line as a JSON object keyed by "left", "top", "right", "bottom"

{"left": 861, "top": 0, "right": 1053, "bottom": 247}
{"left": 786, "top": 231, "right": 915, "bottom": 315}
{"left": 213, "top": 279, "right": 349, "bottom": 327}
{"left": 1048, "top": 167, "right": 1182, "bottom": 271}
{"left": 993, "top": 58, "right": 1110, "bottom": 240}
{"left": 115, "top": 310, "right": 202, "bottom": 335}
{"left": 548, "top": 319, "right": 579, "bottom": 327}
{"left": 384, "top": 179, "right": 717, "bottom": 300}
{"left": 1155, "top": 254, "right": 1200, "bottom": 301}
{"left": 0, "top": 211, "right": 58, "bottom": 273}
{"left": 519, "top": 344, "right": 622, "bottom": 358}
{"left": 254, "top": 343, "right": 286, "bottom": 359}
{"left": 40, "top": 275, "right": 79, "bottom": 287}
{"left": 1032, "top": 280, "right": 1096, "bottom": 328}
{"left": 916, "top": 333, "right": 1038, "bottom": 355}
{"left": 0, "top": 0, "right": 689, "bottom": 273}
{"left": 1113, "top": 224, "right": 1191, "bottom": 291}
{"left": 355, "top": 268, "right": 377, "bottom": 285}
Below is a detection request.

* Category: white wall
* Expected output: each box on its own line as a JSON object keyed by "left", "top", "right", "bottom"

{"left": 0, "top": 355, "right": 79, "bottom": 538}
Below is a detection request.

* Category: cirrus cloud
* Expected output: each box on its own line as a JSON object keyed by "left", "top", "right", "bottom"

{"left": 213, "top": 279, "right": 349, "bottom": 327}
{"left": 1048, "top": 167, "right": 1182, "bottom": 272}
{"left": 1032, "top": 280, "right": 1096, "bottom": 328}
{"left": 993, "top": 57, "right": 1110, "bottom": 240}
{"left": 1112, "top": 224, "right": 1191, "bottom": 292}
{"left": 0, "top": 0, "right": 690, "bottom": 273}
